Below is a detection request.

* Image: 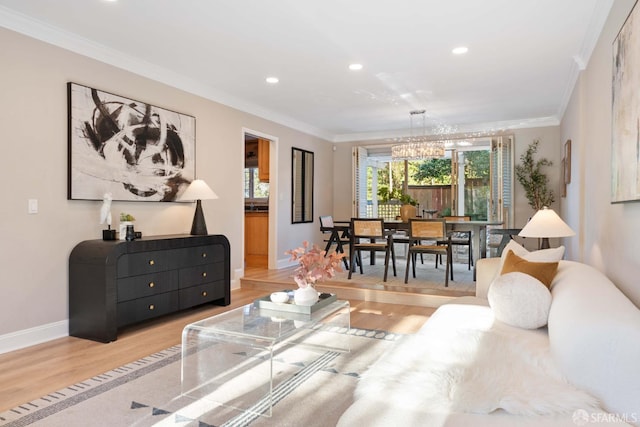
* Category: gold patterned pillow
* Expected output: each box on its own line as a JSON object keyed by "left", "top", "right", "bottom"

{"left": 500, "top": 249, "right": 559, "bottom": 288}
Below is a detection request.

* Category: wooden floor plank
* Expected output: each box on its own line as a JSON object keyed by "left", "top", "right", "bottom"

{"left": 0, "top": 281, "right": 436, "bottom": 412}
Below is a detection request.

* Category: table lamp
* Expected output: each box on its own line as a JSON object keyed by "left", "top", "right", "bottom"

{"left": 180, "top": 179, "right": 218, "bottom": 235}
{"left": 518, "top": 206, "right": 575, "bottom": 249}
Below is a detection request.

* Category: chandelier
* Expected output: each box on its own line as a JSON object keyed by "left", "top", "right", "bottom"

{"left": 391, "top": 110, "right": 446, "bottom": 160}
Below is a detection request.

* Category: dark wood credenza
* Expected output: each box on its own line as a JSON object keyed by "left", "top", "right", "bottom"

{"left": 69, "top": 234, "right": 230, "bottom": 343}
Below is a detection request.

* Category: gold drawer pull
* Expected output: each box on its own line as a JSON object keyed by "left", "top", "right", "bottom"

{"left": 148, "top": 282, "right": 155, "bottom": 288}
{"left": 202, "top": 272, "right": 207, "bottom": 278}
{"left": 149, "top": 260, "right": 155, "bottom": 266}
{"left": 202, "top": 291, "right": 208, "bottom": 297}
{"left": 149, "top": 304, "right": 155, "bottom": 310}
{"left": 202, "top": 252, "right": 207, "bottom": 258}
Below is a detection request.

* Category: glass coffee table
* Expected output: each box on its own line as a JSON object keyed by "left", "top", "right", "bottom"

{"left": 181, "top": 299, "right": 350, "bottom": 417}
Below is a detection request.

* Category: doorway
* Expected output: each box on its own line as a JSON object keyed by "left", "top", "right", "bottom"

{"left": 244, "top": 133, "right": 271, "bottom": 268}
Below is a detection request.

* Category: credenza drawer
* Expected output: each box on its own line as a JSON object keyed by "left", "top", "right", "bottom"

{"left": 170, "top": 245, "right": 224, "bottom": 268}
{"left": 117, "top": 251, "right": 169, "bottom": 277}
{"left": 178, "top": 262, "right": 224, "bottom": 288}
{"left": 179, "top": 281, "right": 226, "bottom": 309}
{"left": 117, "top": 271, "right": 178, "bottom": 302}
{"left": 117, "top": 292, "right": 179, "bottom": 327}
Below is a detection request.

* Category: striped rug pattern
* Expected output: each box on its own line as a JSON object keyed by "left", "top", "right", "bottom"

{"left": 0, "top": 327, "right": 402, "bottom": 426}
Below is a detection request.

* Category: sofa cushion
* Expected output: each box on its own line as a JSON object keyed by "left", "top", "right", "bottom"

{"left": 500, "top": 250, "right": 559, "bottom": 288}
{"left": 488, "top": 272, "right": 552, "bottom": 329}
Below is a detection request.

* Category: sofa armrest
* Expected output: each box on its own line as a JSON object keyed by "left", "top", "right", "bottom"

{"left": 475, "top": 257, "right": 500, "bottom": 298}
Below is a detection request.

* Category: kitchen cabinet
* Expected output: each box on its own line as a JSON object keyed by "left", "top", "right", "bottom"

{"left": 258, "top": 138, "right": 270, "bottom": 182}
{"left": 245, "top": 211, "right": 268, "bottom": 267}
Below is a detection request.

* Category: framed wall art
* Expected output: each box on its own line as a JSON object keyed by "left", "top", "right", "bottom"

{"left": 561, "top": 158, "right": 567, "bottom": 198}
{"left": 612, "top": 1, "right": 640, "bottom": 203}
{"left": 564, "top": 139, "right": 571, "bottom": 185}
{"left": 67, "top": 82, "right": 196, "bottom": 202}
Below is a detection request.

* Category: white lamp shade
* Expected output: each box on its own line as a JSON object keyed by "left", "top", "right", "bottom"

{"left": 519, "top": 207, "right": 575, "bottom": 238}
{"left": 180, "top": 179, "right": 218, "bottom": 201}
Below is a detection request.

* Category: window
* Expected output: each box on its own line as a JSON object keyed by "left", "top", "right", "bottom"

{"left": 244, "top": 167, "right": 269, "bottom": 200}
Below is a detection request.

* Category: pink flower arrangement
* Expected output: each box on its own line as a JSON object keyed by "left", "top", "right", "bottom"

{"left": 285, "top": 241, "right": 345, "bottom": 288}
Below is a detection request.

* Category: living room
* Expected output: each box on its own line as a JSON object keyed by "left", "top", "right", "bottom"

{"left": 1, "top": 0, "right": 640, "bottom": 425}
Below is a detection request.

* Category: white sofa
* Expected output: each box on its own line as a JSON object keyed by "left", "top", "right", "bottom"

{"left": 338, "top": 257, "right": 640, "bottom": 426}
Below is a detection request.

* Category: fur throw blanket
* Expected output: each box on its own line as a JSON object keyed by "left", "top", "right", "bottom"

{"left": 356, "top": 326, "right": 600, "bottom": 416}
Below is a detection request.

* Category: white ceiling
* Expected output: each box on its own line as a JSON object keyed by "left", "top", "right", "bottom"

{"left": 0, "top": 0, "right": 612, "bottom": 143}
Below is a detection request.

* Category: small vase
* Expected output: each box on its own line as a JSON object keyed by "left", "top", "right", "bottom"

{"left": 125, "top": 224, "right": 136, "bottom": 241}
{"left": 400, "top": 204, "right": 416, "bottom": 222}
{"left": 119, "top": 221, "right": 133, "bottom": 240}
{"left": 294, "top": 285, "right": 319, "bottom": 306}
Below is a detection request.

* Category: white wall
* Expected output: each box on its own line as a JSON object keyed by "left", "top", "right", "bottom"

{"left": 0, "top": 28, "right": 333, "bottom": 350}
{"left": 561, "top": 0, "right": 640, "bottom": 307}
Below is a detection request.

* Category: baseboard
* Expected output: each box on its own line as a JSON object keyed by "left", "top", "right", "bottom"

{"left": 2, "top": 276, "right": 242, "bottom": 355}
{"left": 0, "top": 320, "right": 68, "bottom": 355}
{"left": 277, "top": 257, "right": 296, "bottom": 269}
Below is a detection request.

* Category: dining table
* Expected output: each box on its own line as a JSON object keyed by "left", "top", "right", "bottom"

{"left": 384, "top": 219, "right": 503, "bottom": 262}
{"left": 326, "top": 219, "right": 504, "bottom": 270}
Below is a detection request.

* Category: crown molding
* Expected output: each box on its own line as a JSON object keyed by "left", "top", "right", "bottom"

{"left": 555, "top": 0, "right": 614, "bottom": 119}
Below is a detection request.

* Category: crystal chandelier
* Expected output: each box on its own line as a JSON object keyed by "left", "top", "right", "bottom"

{"left": 391, "top": 110, "right": 446, "bottom": 160}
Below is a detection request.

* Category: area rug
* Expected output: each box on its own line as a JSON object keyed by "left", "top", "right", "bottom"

{"left": 0, "top": 328, "right": 402, "bottom": 427}
{"left": 330, "top": 252, "right": 476, "bottom": 295}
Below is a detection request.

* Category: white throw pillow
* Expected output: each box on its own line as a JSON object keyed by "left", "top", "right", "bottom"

{"left": 488, "top": 272, "right": 552, "bottom": 329}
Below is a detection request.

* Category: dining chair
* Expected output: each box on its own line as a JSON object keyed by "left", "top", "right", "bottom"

{"left": 488, "top": 228, "right": 523, "bottom": 257}
{"left": 405, "top": 218, "right": 453, "bottom": 286}
{"left": 319, "top": 215, "right": 350, "bottom": 269}
{"left": 348, "top": 218, "right": 396, "bottom": 282}
{"left": 437, "top": 216, "right": 473, "bottom": 270}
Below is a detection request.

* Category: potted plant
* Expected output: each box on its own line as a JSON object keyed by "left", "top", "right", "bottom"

{"left": 285, "top": 241, "right": 344, "bottom": 306}
{"left": 515, "top": 140, "right": 555, "bottom": 211}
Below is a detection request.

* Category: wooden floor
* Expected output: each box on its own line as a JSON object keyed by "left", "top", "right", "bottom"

{"left": 0, "top": 278, "right": 437, "bottom": 413}
{"left": 241, "top": 265, "right": 470, "bottom": 307}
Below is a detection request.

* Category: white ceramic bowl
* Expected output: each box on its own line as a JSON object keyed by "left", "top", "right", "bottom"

{"left": 270, "top": 292, "right": 289, "bottom": 304}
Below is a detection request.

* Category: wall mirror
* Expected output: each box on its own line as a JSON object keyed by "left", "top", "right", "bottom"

{"left": 292, "top": 147, "right": 314, "bottom": 223}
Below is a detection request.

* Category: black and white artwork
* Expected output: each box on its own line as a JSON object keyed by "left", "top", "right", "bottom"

{"left": 68, "top": 82, "right": 195, "bottom": 201}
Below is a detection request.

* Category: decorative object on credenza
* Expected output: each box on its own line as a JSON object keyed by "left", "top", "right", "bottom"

{"left": 67, "top": 82, "right": 195, "bottom": 202}
{"left": 100, "top": 192, "right": 116, "bottom": 240}
{"left": 518, "top": 207, "right": 575, "bottom": 249}
{"left": 125, "top": 224, "right": 136, "bottom": 241}
{"left": 612, "top": 1, "right": 640, "bottom": 203}
{"left": 119, "top": 213, "right": 136, "bottom": 240}
{"left": 285, "top": 241, "right": 344, "bottom": 306}
{"left": 179, "top": 179, "right": 218, "bottom": 235}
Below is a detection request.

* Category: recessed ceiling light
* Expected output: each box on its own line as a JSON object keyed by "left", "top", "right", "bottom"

{"left": 452, "top": 46, "right": 468, "bottom": 55}
{"left": 349, "top": 63, "right": 363, "bottom": 71}
{"left": 265, "top": 77, "right": 279, "bottom": 84}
